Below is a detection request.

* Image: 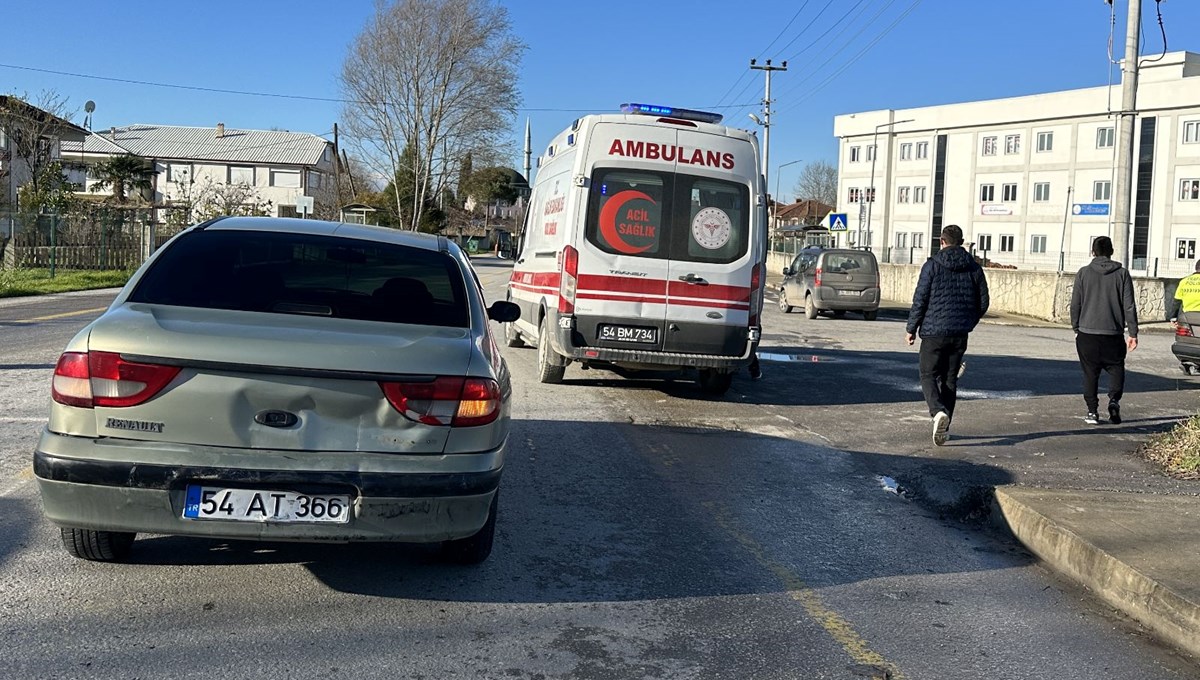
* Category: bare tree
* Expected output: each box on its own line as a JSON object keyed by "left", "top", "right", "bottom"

{"left": 793, "top": 160, "right": 838, "bottom": 207}
{"left": 341, "top": 0, "right": 525, "bottom": 230}
{"left": 0, "top": 91, "right": 79, "bottom": 212}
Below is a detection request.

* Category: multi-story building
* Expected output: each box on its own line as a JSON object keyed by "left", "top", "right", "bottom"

{"left": 835, "top": 51, "right": 1200, "bottom": 276}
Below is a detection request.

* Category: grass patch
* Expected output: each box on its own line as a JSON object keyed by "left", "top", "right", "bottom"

{"left": 0, "top": 268, "right": 132, "bottom": 298}
{"left": 1139, "top": 415, "right": 1200, "bottom": 479}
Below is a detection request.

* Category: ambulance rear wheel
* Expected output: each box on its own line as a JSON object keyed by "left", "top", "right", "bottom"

{"left": 537, "top": 318, "right": 566, "bottom": 384}
{"left": 777, "top": 289, "right": 793, "bottom": 313}
{"left": 698, "top": 369, "right": 733, "bottom": 396}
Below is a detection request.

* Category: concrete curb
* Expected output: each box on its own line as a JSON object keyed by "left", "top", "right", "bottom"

{"left": 992, "top": 488, "right": 1200, "bottom": 659}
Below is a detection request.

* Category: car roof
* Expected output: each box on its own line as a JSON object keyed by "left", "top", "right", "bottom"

{"left": 201, "top": 216, "right": 448, "bottom": 253}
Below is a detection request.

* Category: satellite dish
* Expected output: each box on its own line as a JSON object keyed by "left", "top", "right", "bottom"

{"left": 84, "top": 100, "right": 96, "bottom": 113}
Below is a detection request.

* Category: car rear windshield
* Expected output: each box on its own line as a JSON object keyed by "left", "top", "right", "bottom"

{"left": 128, "top": 229, "right": 471, "bottom": 327}
{"left": 821, "top": 252, "right": 877, "bottom": 274}
{"left": 585, "top": 168, "right": 750, "bottom": 264}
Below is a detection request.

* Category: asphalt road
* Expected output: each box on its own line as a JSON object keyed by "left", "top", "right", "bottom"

{"left": 0, "top": 261, "right": 1196, "bottom": 679}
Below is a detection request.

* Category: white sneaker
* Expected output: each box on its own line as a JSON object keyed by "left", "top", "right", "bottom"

{"left": 932, "top": 411, "right": 950, "bottom": 446}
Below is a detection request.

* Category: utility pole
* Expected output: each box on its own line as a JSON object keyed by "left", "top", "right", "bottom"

{"left": 750, "top": 59, "right": 787, "bottom": 200}
{"left": 1112, "top": 0, "right": 1142, "bottom": 266}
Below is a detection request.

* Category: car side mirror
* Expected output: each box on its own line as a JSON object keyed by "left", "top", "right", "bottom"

{"left": 487, "top": 301, "right": 521, "bottom": 323}
{"left": 782, "top": 267, "right": 793, "bottom": 277}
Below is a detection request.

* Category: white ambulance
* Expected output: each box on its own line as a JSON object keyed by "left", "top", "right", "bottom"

{"left": 505, "top": 103, "right": 766, "bottom": 396}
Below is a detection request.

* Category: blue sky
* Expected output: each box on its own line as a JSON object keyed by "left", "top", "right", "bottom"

{"left": 3, "top": 1, "right": 1192, "bottom": 200}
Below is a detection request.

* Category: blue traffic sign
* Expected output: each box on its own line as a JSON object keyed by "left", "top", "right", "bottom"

{"left": 1072, "top": 203, "right": 1110, "bottom": 216}
{"left": 828, "top": 213, "right": 849, "bottom": 231}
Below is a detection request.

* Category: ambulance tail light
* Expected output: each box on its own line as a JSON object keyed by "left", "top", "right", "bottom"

{"left": 814, "top": 267, "right": 823, "bottom": 288}
{"left": 559, "top": 245, "right": 578, "bottom": 314}
{"left": 750, "top": 263, "right": 762, "bottom": 327}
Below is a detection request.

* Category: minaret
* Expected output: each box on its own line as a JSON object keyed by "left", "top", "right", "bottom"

{"left": 523, "top": 118, "right": 532, "bottom": 184}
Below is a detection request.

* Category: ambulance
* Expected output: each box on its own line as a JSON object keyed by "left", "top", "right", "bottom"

{"left": 505, "top": 103, "right": 766, "bottom": 396}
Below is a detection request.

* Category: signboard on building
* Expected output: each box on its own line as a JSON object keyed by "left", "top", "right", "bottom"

{"left": 1072, "top": 203, "right": 1110, "bottom": 216}
{"left": 827, "top": 213, "right": 848, "bottom": 231}
{"left": 980, "top": 204, "right": 1012, "bottom": 216}
{"left": 295, "top": 195, "right": 315, "bottom": 217}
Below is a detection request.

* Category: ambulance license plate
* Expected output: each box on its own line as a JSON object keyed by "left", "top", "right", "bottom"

{"left": 598, "top": 324, "right": 658, "bottom": 344}
{"left": 183, "top": 486, "right": 351, "bottom": 524}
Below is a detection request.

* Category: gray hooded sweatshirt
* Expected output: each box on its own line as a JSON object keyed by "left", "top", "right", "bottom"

{"left": 1070, "top": 256, "right": 1139, "bottom": 337}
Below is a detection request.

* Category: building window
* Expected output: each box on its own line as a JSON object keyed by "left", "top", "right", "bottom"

{"left": 1002, "top": 183, "right": 1018, "bottom": 202}
{"left": 850, "top": 146, "right": 861, "bottom": 162}
{"left": 912, "top": 232, "right": 925, "bottom": 249}
{"left": 895, "top": 232, "right": 908, "bottom": 249}
{"left": 915, "top": 141, "right": 928, "bottom": 159}
{"left": 1178, "top": 239, "right": 1197, "bottom": 260}
{"left": 900, "top": 143, "right": 912, "bottom": 160}
{"left": 1000, "top": 235, "right": 1015, "bottom": 253}
{"left": 1184, "top": 121, "right": 1200, "bottom": 144}
{"left": 1033, "top": 182, "right": 1050, "bottom": 202}
{"left": 308, "top": 170, "right": 322, "bottom": 189}
{"left": 63, "top": 164, "right": 87, "bottom": 187}
{"left": 1031, "top": 235, "right": 1048, "bottom": 254}
{"left": 864, "top": 187, "right": 875, "bottom": 203}
{"left": 228, "top": 165, "right": 255, "bottom": 185}
{"left": 848, "top": 187, "right": 860, "bottom": 203}
{"left": 323, "top": 146, "right": 333, "bottom": 161}
{"left": 976, "top": 234, "right": 993, "bottom": 251}
{"left": 0, "top": 127, "right": 6, "bottom": 149}
{"left": 1181, "top": 179, "right": 1200, "bottom": 201}
{"left": 1036, "top": 131, "right": 1053, "bottom": 152}
{"left": 979, "top": 184, "right": 995, "bottom": 202}
{"left": 1005, "top": 134, "right": 1021, "bottom": 155}
{"left": 914, "top": 186, "right": 927, "bottom": 203}
{"left": 866, "top": 145, "right": 876, "bottom": 161}
{"left": 1097, "top": 127, "right": 1115, "bottom": 149}
{"left": 1094, "top": 180, "right": 1112, "bottom": 201}
{"left": 897, "top": 186, "right": 910, "bottom": 203}
{"left": 982, "top": 136, "right": 997, "bottom": 156}
{"left": 270, "top": 168, "right": 301, "bottom": 188}
{"left": 166, "top": 163, "right": 192, "bottom": 184}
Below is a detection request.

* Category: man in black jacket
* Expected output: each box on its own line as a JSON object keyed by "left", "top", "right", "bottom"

{"left": 905, "top": 225, "right": 990, "bottom": 445}
{"left": 1070, "top": 236, "right": 1138, "bottom": 425}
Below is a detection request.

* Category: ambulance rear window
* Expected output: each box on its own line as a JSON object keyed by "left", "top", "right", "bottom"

{"left": 588, "top": 170, "right": 666, "bottom": 257}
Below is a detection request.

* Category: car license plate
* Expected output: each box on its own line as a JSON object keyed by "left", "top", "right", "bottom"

{"left": 183, "top": 485, "right": 351, "bottom": 524}
{"left": 598, "top": 324, "right": 658, "bottom": 344}
{"left": 836, "top": 290, "right": 861, "bottom": 296}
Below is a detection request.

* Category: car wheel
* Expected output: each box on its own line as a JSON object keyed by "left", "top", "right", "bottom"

{"left": 863, "top": 310, "right": 878, "bottom": 321}
{"left": 60, "top": 527, "right": 135, "bottom": 562}
{"left": 697, "top": 369, "right": 733, "bottom": 396}
{"left": 804, "top": 294, "right": 818, "bottom": 319}
{"left": 537, "top": 317, "right": 566, "bottom": 384}
{"left": 441, "top": 493, "right": 497, "bottom": 565}
{"left": 504, "top": 318, "right": 526, "bottom": 348}
{"left": 778, "top": 288, "right": 793, "bottom": 313}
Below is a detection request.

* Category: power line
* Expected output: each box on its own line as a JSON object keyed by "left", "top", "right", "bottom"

{"left": 770, "top": 0, "right": 840, "bottom": 60}
{"left": 758, "top": 0, "right": 814, "bottom": 59}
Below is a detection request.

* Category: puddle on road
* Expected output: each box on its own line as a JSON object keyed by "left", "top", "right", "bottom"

{"left": 758, "top": 352, "right": 841, "bottom": 363}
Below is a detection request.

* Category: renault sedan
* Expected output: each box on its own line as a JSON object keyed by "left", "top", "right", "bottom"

{"left": 35, "top": 216, "right": 518, "bottom": 564}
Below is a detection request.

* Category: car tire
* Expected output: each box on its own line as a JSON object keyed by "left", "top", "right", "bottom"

{"left": 863, "top": 310, "right": 878, "bottom": 321}
{"left": 504, "top": 319, "right": 526, "bottom": 348}
{"left": 697, "top": 369, "right": 733, "bottom": 396}
{"left": 537, "top": 317, "right": 566, "bottom": 384}
{"left": 60, "top": 527, "right": 135, "bottom": 562}
{"left": 441, "top": 493, "right": 497, "bottom": 565}
{"left": 778, "top": 288, "right": 793, "bottom": 313}
{"left": 804, "top": 294, "right": 818, "bottom": 319}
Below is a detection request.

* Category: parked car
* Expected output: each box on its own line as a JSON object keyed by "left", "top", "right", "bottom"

{"left": 34, "top": 216, "right": 520, "bottom": 564}
{"left": 778, "top": 247, "right": 880, "bottom": 320}
{"left": 1172, "top": 310, "right": 1200, "bottom": 375}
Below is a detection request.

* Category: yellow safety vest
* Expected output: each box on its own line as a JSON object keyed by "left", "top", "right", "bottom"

{"left": 1176, "top": 273, "right": 1200, "bottom": 312}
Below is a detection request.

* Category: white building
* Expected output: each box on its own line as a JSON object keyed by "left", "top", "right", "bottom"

{"left": 834, "top": 51, "right": 1200, "bottom": 277}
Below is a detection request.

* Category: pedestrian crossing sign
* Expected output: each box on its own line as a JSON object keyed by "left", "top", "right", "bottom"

{"left": 828, "top": 213, "right": 848, "bottom": 231}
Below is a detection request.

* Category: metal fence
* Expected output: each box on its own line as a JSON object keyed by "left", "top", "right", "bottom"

{"left": 0, "top": 209, "right": 188, "bottom": 272}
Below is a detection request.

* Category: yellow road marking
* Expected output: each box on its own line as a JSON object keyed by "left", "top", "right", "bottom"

{"left": 705, "top": 501, "right": 904, "bottom": 679}
{"left": 13, "top": 306, "right": 108, "bottom": 323}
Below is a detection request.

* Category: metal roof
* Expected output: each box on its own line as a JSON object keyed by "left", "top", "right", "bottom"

{"left": 60, "top": 133, "right": 130, "bottom": 156}
{"left": 91, "top": 124, "right": 331, "bottom": 166}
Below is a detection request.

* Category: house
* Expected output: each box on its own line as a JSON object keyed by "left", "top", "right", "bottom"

{"left": 0, "top": 95, "right": 88, "bottom": 213}
{"left": 61, "top": 123, "right": 336, "bottom": 220}
{"left": 773, "top": 199, "right": 834, "bottom": 230}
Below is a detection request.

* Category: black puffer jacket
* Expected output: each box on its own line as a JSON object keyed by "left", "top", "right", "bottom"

{"left": 906, "top": 246, "right": 990, "bottom": 338}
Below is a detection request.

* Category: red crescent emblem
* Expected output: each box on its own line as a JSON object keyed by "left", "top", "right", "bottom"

{"left": 599, "top": 190, "right": 656, "bottom": 254}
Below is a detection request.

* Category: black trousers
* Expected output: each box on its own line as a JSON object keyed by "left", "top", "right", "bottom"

{"left": 1075, "top": 332, "right": 1126, "bottom": 413}
{"left": 919, "top": 335, "right": 968, "bottom": 418}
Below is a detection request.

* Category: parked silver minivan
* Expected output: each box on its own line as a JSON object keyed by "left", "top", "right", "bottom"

{"left": 778, "top": 247, "right": 880, "bottom": 320}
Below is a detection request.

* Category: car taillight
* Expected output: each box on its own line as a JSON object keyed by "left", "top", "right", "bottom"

{"left": 51, "top": 351, "right": 181, "bottom": 409}
{"left": 750, "top": 263, "right": 762, "bottom": 327}
{"left": 814, "top": 267, "right": 823, "bottom": 288}
{"left": 1177, "top": 323, "right": 1194, "bottom": 338}
{"left": 559, "top": 245, "right": 578, "bottom": 314}
{"left": 380, "top": 377, "right": 501, "bottom": 427}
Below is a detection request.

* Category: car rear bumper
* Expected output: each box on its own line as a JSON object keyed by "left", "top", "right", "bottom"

{"left": 550, "top": 311, "right": 758, "bottom": 369}
{"left": 1172, "top": 340, "right": 1200, "bottom": 363}
{"left": 814, "top": 289, "right": 880, "bottom": 311}
{"left": 33, "top": 430, "right": 503, "bottom": 542}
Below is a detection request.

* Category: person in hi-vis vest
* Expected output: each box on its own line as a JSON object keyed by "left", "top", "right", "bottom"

{"left": 1170, "top": 260, "right": 1200, "bottom": 322}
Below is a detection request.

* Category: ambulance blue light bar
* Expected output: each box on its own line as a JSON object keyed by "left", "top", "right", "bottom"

{"left": 620, "top": 103, "right": 724, "bottom": 125}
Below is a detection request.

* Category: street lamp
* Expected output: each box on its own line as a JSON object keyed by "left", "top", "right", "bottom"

{"left": 774, "top": 159, "right": 803, "bottom": 226}
{"left": 865, "top": 117, "right": 914, "bottom": 256}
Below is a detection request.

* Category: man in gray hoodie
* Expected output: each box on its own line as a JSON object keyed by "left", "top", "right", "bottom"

{"left": 1070, "top": 236, "right": 1138, "bottom": 425}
